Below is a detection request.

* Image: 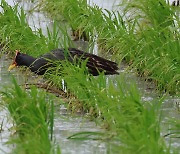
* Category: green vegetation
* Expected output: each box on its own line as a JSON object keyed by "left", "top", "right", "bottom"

{"left": 1, "top": 77, "right": 59, "bottom": 153}
{"left": 39, "top": 0, "right": 180, "bottom": 94}
{"left": 0, "top": 1, "right": 60, "bottom": 152}
{"left": 0, "top": 0, "right": 58, "bottom": 56}
{"left": 0, "top": 0, "right": 179, "bottom": 153}
{"left": 46, "top": 61, "right": 169, "bottom": 153}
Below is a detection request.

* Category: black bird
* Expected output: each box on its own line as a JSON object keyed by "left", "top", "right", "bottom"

{"left": 8, "top": 48, "right": 119, "bottom": 76}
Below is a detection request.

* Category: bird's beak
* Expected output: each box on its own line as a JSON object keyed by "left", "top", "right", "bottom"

{"left": 8, "top": 62, "right": 17, "bottom": 71}
{"left": 8, "top": 50, "right": 20, "bottom": 71}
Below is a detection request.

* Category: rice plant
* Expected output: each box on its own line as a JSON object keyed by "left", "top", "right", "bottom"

{"left": 0, "top": 0, "right": 178, "bottom": 153}
{"left": 44, "top": 60, "right": 170, "bottom": 153}
{"left": 38, "top": 0, "right": 180, "bottom": 94}
{"left": 0, "top": 0, "right": 59, "bottom": 56}
{"left": 1, "top": 77, "right": 59, "bottom": 153}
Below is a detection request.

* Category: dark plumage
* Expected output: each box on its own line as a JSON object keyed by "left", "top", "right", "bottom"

{"left": 9, "top": 48, "right": 119, "bottom": 76}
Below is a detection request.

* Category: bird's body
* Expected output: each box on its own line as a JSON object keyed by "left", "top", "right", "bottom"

{"left": 9, "top": 48, "right": 119, "bottom": 76}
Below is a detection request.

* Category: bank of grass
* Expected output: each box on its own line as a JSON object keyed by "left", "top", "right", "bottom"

{"left": 39, "top": 0, "right": 180, "bottom": 94}
{"left": 0, "top": 1, "right": 176, "bottom": 153}
{"left": 1, "top": 77, "right": 59, "bottom": 153}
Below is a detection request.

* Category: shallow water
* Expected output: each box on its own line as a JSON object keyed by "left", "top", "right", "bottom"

{"left": 54, "top": 108, "right": 107, "bottom": 154}
{"left": 0, "top": 0, "right": 180, "bottom": 153}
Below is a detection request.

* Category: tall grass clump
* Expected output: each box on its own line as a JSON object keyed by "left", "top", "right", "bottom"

{"left": 0, "top": 0, "right": 59, "bottom": 56}
{"left": 44, "top": 60, "right": 170, "bottom": 154}
{"left": 39, "top": 0, "right": 180, "bottom": 94}
{"left": 1, "top": 77, "right": 59, "bottom": 153}
{"left": 120, "top": 0, "right": 180, "bottom": 93}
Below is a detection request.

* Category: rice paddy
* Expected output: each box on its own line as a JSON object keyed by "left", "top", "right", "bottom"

{"left": 0, "top": 0, "right": 179, "bottom": 153}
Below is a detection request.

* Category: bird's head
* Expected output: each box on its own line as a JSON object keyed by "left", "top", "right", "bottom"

{"left": 8, "top": 50, "right": 20, "bottom": 71}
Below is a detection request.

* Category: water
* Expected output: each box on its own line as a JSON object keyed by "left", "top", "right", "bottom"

{"left": 0, "top": 0, "right": 180, "bottom": 153}
{"left": 54, "top": 110, "right": 107, "bottom": 154}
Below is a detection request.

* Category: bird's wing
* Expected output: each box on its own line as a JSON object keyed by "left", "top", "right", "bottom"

{"left": 68, "top": 48, "right": 118, "bottom": 73}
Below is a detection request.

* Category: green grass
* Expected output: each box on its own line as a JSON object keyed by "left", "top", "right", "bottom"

{"left": 0, "top": 2, "right": 61, "bottom": 153}
{"left": 0, "top": 0, "right": 178, "bottom": 153}
{"left": 0, "top": 0, "right": 59, "bottom": 56}
{"left": 1, "top": 77, "right": 59, "bottom": 153}
{"left": 38, "top": 0, "right": 180, "bottom": 94}
{"left": 44, "top": 60, "right": 170, "bottom": 153}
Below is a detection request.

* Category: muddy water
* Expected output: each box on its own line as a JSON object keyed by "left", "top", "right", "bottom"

{"left": 0, "top": 0, "right": 180, "bottom": 153}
